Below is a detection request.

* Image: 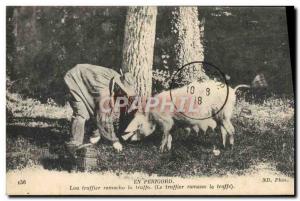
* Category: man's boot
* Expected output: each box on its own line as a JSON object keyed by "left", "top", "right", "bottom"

{"left": 65, "top": 116, "right": 86, "bottom": 158}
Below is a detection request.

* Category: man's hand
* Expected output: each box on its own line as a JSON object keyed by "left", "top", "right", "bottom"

{"left": 113, "top": 141, "right": 123, "bottom": 152}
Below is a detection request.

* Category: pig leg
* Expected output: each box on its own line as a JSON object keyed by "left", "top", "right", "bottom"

{"left": 158, "top": 116, "right": 174, "bottom": 153}
{"left": 220, "top": 125, "right": 227, "bottom": 148}
{"left": 192, "top": 125, "right": 200, "bottom": 134}
{"left": 167, "top": 135, "right": 172, "bottom": 151}
{"left": 223, "top": 119, "right": 235, "bottom": 149}
{"left": 160, "top": 127, "right": 173, "bottom": 152}
{"left": 160, "top": 131, "right": 172, "bottom": 152}
{"left": 184, "top": 127, "right": 192, "bottom": 135}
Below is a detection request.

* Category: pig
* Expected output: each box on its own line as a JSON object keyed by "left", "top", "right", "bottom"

{"left": 123, "top": 79, "right": 250, "bottom": 152}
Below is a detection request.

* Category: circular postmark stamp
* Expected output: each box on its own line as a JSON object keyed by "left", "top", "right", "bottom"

{"left": 169, "top": 61, "right": 229, "bottom": 120}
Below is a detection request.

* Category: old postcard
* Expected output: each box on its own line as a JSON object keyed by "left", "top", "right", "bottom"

{"left": 6, "top": 6, "right": 295, "bottom": 195}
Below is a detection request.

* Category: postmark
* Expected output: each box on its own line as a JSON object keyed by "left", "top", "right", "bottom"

{"left": 169, "top": 61, "right": 229, "bottom": 120}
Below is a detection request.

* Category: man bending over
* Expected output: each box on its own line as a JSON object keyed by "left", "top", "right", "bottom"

{"left": 64, "top": 64, "right": 136, "bottom": 157}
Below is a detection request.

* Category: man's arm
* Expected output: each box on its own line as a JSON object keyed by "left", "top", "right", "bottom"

{"left": 96, "top": 106, "right": 123, "bottom": 152}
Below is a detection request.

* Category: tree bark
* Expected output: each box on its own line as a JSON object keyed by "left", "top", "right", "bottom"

{"left": 171, "top": 7, "right": 207, "bottom": 83}
{"left": 122, "top": 6, "right": 157, "bottom": 98}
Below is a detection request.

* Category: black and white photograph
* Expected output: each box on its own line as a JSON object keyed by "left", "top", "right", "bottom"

{"left": 6, "top": 6, "right": 295, "bottom": 195}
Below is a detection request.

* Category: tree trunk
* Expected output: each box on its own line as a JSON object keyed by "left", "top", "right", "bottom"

{"left": 6, "top": 7, "right": 16, "bottom": 79}
{"left": 171, "top": 7, "right": 207, "bottom": 83}
{"left": 122, "top": 6, "right": 157, "bottom": 98}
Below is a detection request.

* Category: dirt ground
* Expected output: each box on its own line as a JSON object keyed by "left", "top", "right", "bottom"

{"left": 6, "top": 92, "right": 294, "bottom": 177}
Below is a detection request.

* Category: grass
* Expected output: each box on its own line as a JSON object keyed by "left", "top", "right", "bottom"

{"left": 6, "top": 92, "right": 294, "bottom": 177}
